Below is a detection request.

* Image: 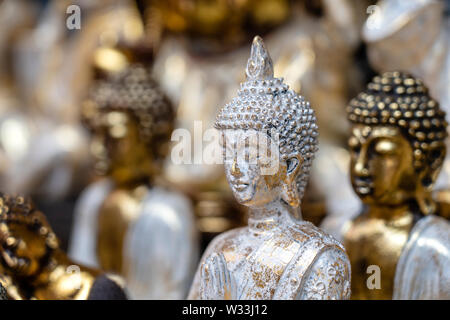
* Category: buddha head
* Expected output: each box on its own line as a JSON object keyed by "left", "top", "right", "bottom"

{"left": 82, "top": 64, "right": 174, "bottom": 184}
{"left": 346, "top": 72, "right": 447, "bottom": 214}
{"left": 0, "top": 194, "right": 59, "bottom": 278}
{"left": 215, "top": 36, "right": 318, "bottom": 211}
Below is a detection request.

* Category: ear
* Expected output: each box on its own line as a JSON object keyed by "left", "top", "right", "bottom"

{"left": 281, "top": 154, "right": 304, "bottom": 208}
{"left": 420, "top": 143, "right": 446, "bottom": 190}
{"left": 416, "top": 143, "right": 445, "bottom": 215}
{"left": 285, "top": 154, "right": 304, "bottom": 184}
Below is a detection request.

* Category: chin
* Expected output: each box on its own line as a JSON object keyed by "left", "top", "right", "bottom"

{"left": 232, "top": 190, "right": 255, "bottom": 205}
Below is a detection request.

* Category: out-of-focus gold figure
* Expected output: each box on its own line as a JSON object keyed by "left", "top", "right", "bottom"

{"left": 189, "top": 37, "right": 351, "bottom": 300}
{"left": 85, "top": 63, "right": 175, "bottom": 272}
{"left": 149, "top": 0, "right": 290, "bottom": 52}
{"left": 0, "top": 193, "right": 125, "bottom": 300}
{"left": 0, "top": 0, "right": 146, "bottom": 201}
{"left": 70, "top": 62, "right": 198, "bottom": 299}
{"left": 362, "top": 0, "right": 450, "bottom": 191}
{"left": 343, "top": 72, "right": 450, "bottom": 300}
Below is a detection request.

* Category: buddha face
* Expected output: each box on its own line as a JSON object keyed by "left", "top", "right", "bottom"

{"left": 221, "top": 129, "right": 288, "bottom": 207}
{"left": 349, "top": 124, "right": 418, "bottom": 206}
{"left": 90, "top": 111, "right": 154, "bottom": 183}
{"left": 0, "top": 218, "right": 49, "bottom": 278}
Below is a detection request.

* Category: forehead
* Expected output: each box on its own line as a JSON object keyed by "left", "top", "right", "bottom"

{"left": 98, "top": 111, "right": 129, "bottom": 127}
{"left": 351, "top": 124, "right": 401, "bottom": 140}
{"left": 221, "top": 129, "right": 273, "bottom": 144}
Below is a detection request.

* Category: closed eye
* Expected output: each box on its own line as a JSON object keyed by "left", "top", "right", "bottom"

{"left": 348, "top": 136, "right": 361, "bottom": 153}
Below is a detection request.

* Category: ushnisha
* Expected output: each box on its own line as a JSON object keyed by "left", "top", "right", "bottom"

{"left": 188, "top": 36, "right": 351, "bottom": 300}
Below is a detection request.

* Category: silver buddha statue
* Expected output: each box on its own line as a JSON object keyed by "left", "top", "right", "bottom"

{"left": 188, "top": 36, "right": 351, "bottom": 300}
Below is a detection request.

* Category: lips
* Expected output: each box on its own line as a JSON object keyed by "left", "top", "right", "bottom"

{"left": 352, "top": 177, "right": 374, "bottom": 195}
{"left": 231, "top": 181, "right": 249, "bottom": 191}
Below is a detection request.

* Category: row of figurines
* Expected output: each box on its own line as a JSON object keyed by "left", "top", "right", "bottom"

{"left": 0, "top": 36, "right": 448, "bottom": 300}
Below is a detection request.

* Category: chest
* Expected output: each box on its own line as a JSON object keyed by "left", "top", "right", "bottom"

{"left": 96, "top": 188, "right": 145, "bottom": 273}
{"left": 344, "top": 216, "right": 413, "bottom": 299}
{"left": 221, "top": 233, "right": 304, "bottom": 299}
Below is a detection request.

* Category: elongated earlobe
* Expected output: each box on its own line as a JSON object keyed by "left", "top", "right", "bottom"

{"left": 416, "top": 191, "right": 436, "bottom": 215}
{"left": 281, "top": 155, "right": 303, "bottom": 208}
{"left": 416, "top": 171, "right": 437, "bottom": 215}
{"left": 282, "top": 183, "right": 300, "bottom": 208}
{"left": 416, "top": 145, "right": 445, "bottom": 215}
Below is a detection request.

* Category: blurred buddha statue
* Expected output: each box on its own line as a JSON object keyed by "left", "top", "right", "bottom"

{"left": 151, "top": 0, "right": 370, "bottom": 240}
{"left": 0, "top": 0, "right": 150, "bottom": 250}
{"left": 362, "top": 0, "right": 450, "bottom": 190}
{"left": 343, "top": 72, "right": 450, "bottom": 300}
{"left": 69, "top": 63, "right": 198, "bottom": 299}
{"left": 0, "top": 193, "right": 126, "bottom": 300}
{"left": 188, "top": 37, "right": 351, "bottom": 300}
{"left": 0, "top": 0, "right": 146, "bottom": 202}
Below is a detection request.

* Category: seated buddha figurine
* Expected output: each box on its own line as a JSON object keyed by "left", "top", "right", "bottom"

{"left": 69, "top": 64, "right": 198, "bottom": 299}
{"left": 0, "top": 193, "right": 126, "bottom": 300}
{"left": 343, "top": 71, "right": 450, "bottom": 299}
{"left": 188, "top": 36, "right": 351, "bottom": 300}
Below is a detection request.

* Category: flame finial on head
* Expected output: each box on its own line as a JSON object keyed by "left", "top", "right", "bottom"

{"left": 215, "top": 35, "right": 319, "bottom": 204}
{"left": 245, "top": 36, "right": 274, "bottom": 81}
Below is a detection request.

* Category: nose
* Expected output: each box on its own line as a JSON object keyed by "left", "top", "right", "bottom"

{"left": 231, "top": 158, "right": 242, "bottom": 177}
{"left": 353, "top": 149, "right": 369, "bottom": 177}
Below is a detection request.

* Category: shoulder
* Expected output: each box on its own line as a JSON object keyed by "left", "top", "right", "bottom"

{"left": 137, "top": 187, "right": 196, "bottom": 228}
{"left": 287, "top": 220, "right": 346, "bottom": 251}
{"left": 408, "top": 215, "right": 450, "bottom": 250}
{"left": 299, "top": 246, "right": 351, "bottom": 300}
{"left": 394, "top": 215, "right": 450, "bottom": 299}
{"left": 314, "top": 247, "right": 351, "bottom": 279}
{"left": 398, "top": 214, "right": 449, "bottom": 266}
{"left": 273, "top": 221, "right": 350, "bottom": 300}
{"left": 76, "top": 179, "right": 113, "bottom": 211}
{"left": 199, "top": 227, "right": 247, "bottom": 265}
{"left": 206, "top": 227, "right": 246, "bottom": 252}
{"left": 144, "top": 187, "right": 193, "bottom": 212}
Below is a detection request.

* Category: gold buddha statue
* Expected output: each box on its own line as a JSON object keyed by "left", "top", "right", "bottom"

{"left": 0, "top": 193, "right": 126, "bottom": 300}
{"left": 69, "top": 63, "right": 199, "bottom": 299}
{"left": 149, "top": 0, "right": 290, "bottom": 53}
{"left": 343, "top": 71, "right": 450, "bottom": 299}
{"left": 362, "top": 0, "right": 450, "bottom": 193}
{"left": 188, "top": 36, "right": 351, "bottom": 300}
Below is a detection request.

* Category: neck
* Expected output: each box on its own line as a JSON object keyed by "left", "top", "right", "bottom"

{"left": 248, "top": 199, "right": 302, "bottom": 233}
{"left": 112, "top": 171, "right": 152, "bottom": 189}
{"left": 366, "top": 203, "right": 411, "bottom": 220}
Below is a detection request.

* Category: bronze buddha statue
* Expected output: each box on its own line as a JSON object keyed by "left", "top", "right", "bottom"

{"left": 188, "top": 36, "right": 351, "bottom": 300}
{"left": 343, "top": 71, "right": 450, "bottom": 299}
{"left": 0, "top": 193, "right": 126, "bottom": 300}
